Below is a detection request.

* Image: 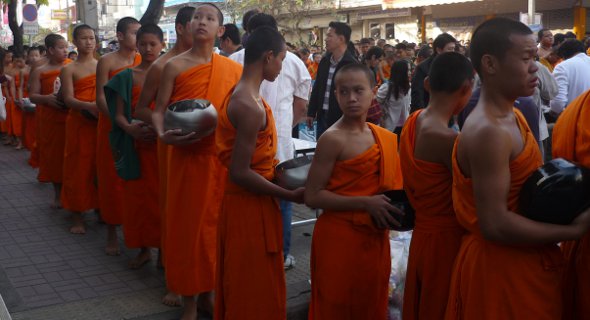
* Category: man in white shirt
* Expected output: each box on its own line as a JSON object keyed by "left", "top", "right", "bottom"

{"left": 229, "top": 13, "right": 311, "bottom": 269}
{"left": 550, "top": 39, "right": 590, "bottom": 115}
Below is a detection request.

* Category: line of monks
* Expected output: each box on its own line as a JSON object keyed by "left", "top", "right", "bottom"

{"left": 1, "top": 6, "right": 590, "bottom": 320}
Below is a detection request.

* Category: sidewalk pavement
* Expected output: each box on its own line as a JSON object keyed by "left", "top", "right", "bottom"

{"left": 0, "top": 143, "right": 313, "bottom": 320}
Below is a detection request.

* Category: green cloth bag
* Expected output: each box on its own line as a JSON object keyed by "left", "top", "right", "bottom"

{"left": 104, "top": 68, "right": 140, "bottom": 180}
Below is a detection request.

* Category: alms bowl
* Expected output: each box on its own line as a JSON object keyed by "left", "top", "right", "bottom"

{"left": 275, "top": 155, "right": 313, "bottom": 190}
{"left": 164, "top": 99, "right": 217, "bottom": 138}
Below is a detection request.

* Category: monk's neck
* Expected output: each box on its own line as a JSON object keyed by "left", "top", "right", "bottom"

{"left": 47, "top": 58, "right": 64, "bottom": 67}
{"left": 339, "top": 116, "right": 368, "bottom": 131}
{"left": 479, "top": 85, "right": 516, "bottom": 116}
{"left": 189, "top": 43, "right": 214, "bottom": 58}
{"left": 116, "top": 47, "right": 136, "bottom": 60}
{"left": 241, "top": 64, "right": 264, "bottom": 93}
{"left": 76, "top": 53, "right": 95, "bottom": 63}
{"left": 428, "top": 95, "right": 458, "bottom": 121}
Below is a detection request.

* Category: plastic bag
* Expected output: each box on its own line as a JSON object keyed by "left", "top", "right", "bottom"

{"left": 0, "top": 89, "right": 6, "bottom": 121}
{"left": 388, "top": 230, "right": 412, "bottom": 320}
{"left": 298, "top": 121, "right": 317, "bottom": 142}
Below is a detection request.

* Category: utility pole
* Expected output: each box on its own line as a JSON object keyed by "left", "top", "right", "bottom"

{"left": 76, "top": 0, "right": 99, "bottom": 30}
{"left": 527, "top": 0, "right": 535, "bottom": 25}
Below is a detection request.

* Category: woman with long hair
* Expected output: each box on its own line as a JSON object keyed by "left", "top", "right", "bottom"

{"left": 376, "top": 59, "right": 411, "bottom": 134}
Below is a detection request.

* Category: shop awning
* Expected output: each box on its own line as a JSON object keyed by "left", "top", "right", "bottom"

{"left": 382, "top": 0, "right": 482, "bottom": 9}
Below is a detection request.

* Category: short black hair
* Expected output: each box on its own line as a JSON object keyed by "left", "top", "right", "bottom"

{"left": 553, "top": 33, "right": 566, "bottom": 46}
{"left": 137, "top": 23, "right": 164, "bottom": 43}
{"left": 429, "top": 52, "right": 474, "bottom": 94}
{"left": 366, "top": 46, "right": 383, "bottom": 60}
{"left": 469, "top": 18, "right": 532, "bottom": 77}
{"left": 116, "top": 17, "right": 140, "bottom": 34}
{"left": 244, "top": 26, "right": 285, "bottom": 65}
{"left": 565, "top": 31, "right": 576, "bottom": 39}
{"left": 196, "top": 3, "right": 223, "bottom": 26}
{"left": 417, "top": 45, "right": 433, "bottom": 59}
{"left": 395, "top": 42, "right": 407, "bottom": 51}
{"left": 27, "top": 46, "right": 40, "bottom": 53}
{"left": 537, "top": 28, "right": 550, "bottom": 41}
{"left": 248, "top": 13, "right": 277, "bottom": 32}
{"left": 328, "top": 21, "right": 351, "bottom": 43}
{"left": 73, "top": 24, "right": 95, "bottom": 41}
{"left": 37, "top": 45, "right": 46, "bottom": 54}
{"left": 556, "top": 39, "right": 585, "bottom": 59}
{"left": 360, "top": 38, "right": 371, "bottom": 45}
{"left": 334, "top": 63, "right": 374, "bottom": 88}
{"left": 175, "top": 6, "right": 195, "bottom": 26}
{"left": 242, "top": 9, "right": 261, "bottom": 32}
{"left": 221, "top": 23, "right": 241, "bottom": 45}
{"left": 299, "top": 47, "right": 310, "bottom": 55}
{"left": 45, "top": 34, "right": 65, "bottom": 48}
{"left": 432, "top": 33, "right": 457, "bottom": 54}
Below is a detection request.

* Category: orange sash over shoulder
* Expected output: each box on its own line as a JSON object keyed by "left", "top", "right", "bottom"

{"left": 308, "top": 123, "right": 403, "bottom": 320}
{"left": 96, "top": 55, "right": 140, "bottom": 224}
{"left": 552, "top": 90, "right": 590, "bottom": 320}
{"left": 37, "top": 67, "right": 68, "bottom": 183}
{"left": 215, "top": 93, "right": 283, "bottom": 319}
{"left": 445, "top": 110, "right": 563, "bottom": 320}
{"left": 399, "top": 110, "right": 464, "bottom": 320}
{"left": 61, "top": 74, "right": 98, "bottom": 212}
{"left": 121, "top": 85, "right": 160, "bottom": 248}
{"left": 164, "top": 54, "right": 242, "bottom": 296}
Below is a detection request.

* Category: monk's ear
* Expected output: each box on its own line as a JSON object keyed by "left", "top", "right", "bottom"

{"left": 480, "top": 54, "right": 497, "bottom": 76}
{"left": 216, "top": 25, "right": 225, "bottom": 39}
{"left": 423, "top": 76, "right": 431, "bottom": 93}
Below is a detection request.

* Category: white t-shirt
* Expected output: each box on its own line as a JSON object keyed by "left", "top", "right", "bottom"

{"left": 230, "top": 49, "right": 312, "bottom": 162}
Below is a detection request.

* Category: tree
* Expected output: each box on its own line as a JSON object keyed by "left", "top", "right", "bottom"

{"left": 3, "top": 0, "right": 49, "bottom": 56}
{"left": 139, "top": 0, "right": 165, "bottom": 25}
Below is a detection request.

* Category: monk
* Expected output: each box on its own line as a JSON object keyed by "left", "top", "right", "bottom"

{"left": 29, "top": 34, "right": 71, "bottom": 209}
{"left": 380, "top": 51, "right": 395, "bottom": 82}
{"left": 307, "top": 52, "right": 321, "bottom": 80}
{"left": 133, "top": 6, "right": 195, "bottom": 307}
{"left": 110, "top": 23, "right": 164, "bottom": 269}
{"left": 59, "top": 24, "right": 99, "bottom": 234}
{"left": 9, "top": 54, "right": 24, "bottom": 149}
{"left": 95, "top": 16, "right": 141, "bottom": 255}
{"left": 305, "top": 63, "right": 404, "bottom": 319}
{"left": 214, "top": 26, "right": 302, "bottom": 320}
{"left": 399, "top": 52, "right": 473, "bottom": 320}
{"left": 444, "top": 18, "right": 590, "bottom": 320}
{"left": 151, "top": 4, "right": 242, "bottom": 319}
{"left": 25, "top": 47, "right": 42, "bottom": 168}
{"left": 552, "top": 89, "right": 590, "bottom": 320}
{"left": 1, "top": 50, "right": 15, "bottom": 145}
{"left": 14, "top": 53, "right": 34, "bottom": 151}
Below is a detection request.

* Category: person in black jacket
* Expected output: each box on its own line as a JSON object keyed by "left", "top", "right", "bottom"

{"left": 306, "top": 21, "right": 358, "bottom": 137}
{"left": 410, "top": 33, "right": 457, "bottom": 113}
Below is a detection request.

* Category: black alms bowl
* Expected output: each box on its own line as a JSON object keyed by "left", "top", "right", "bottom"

{"left": 383, "top": 189, "right": 415, "bottom": 231}
{"left": 520, "top": 158, "right": 590, "bottom": 225}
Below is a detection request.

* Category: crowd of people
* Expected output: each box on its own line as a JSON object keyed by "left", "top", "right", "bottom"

{"left": 0, "top": 4, "right": 590, "bottom": 320}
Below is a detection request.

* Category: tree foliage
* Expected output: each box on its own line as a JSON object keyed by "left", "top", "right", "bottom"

{"left": 2, "top": 0, "right": 49, "bottom": 56}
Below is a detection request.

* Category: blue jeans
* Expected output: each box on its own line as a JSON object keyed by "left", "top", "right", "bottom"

{"left": 280, "top": 200, "right": 293, "bottom": 259}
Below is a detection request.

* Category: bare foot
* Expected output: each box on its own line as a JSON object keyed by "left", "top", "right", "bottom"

{"left": 197, "top": 291, "right": 214, "bottom": 317}
{"left": 180, "top": 297, "right": 197, "bottom": 320}
{"left": 105, "top": 225, "right": 120, "bottom": 256}
{"left": 50, "top": 199, "right": 62, "bottom": 210}
{"left": 129, "top": 248, "right": 152, "bottom": 269}
{"left": 70, "top": 213, "right": 86, "bottom": 234}
{"left": 161, "top": 291, "right": 182, "bottom": 307}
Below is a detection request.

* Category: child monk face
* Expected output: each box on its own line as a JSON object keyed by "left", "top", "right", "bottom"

{"left": 334, "top": 69, "right": 374, "bottom": 118}
{"left": 191, "top": 5, "right": 224, "bottom": 42}
{"left": 13, "top": 57, "right": 25, "bottom": 69}
{"left": 119, "top": 23, "right": 141, "bottom": 51}
{"left": 49, "top": 39, "right": 69, "bottom": 62}
{"left": 74, "top": 28, "right": 96, "bottom": 55}
{"left": 137, "top": 33, "right": 164, "bottom": 63}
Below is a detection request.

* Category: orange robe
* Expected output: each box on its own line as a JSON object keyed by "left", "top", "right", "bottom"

{"left": 381, "top": 61, "right": 391, "bottom": 81}
{"left": 164, "top": 53, "right": 242, "bottom": 296}
{"left": 157, "top": 139, "right": 169, "bottom": 261}
{"left": 96, "top": 54, "right": 141, "bottom": 224}
{"left": 399, "top": 110, "right": 465, "bottom": 320}
{"left": 37, "top": 67, "right": 68, "bottom": 183}
{"left": 121, "top": 85, "right": 160, "bottom": 248}
{"left": 552, "top": 90, "right": 590, "bottom": 320}
{"left": 308, "top": 123, "right": 403, "bottom": 320}
{"left": 307, "top": 62, "right": 319, "bottom": 80}
{"left": 9, "top": 80, "right": 22, "bottom": 137}
{"left": 445, "top": 110, "right": 563, "bottom": 320}
{"left": 214, "top": 95, "right": 283, "bottom": 319}
{"left": 60, "top": 74, "right": 98, "bottom": 212}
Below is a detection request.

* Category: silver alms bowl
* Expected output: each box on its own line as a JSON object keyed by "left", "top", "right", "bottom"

{"left": 164, "top": 99, "right": 217, "bottom": 137}
{"left": 275, "top": 155, "right": 313, "bottom": 190}
{"left": 22, "top": 98, "right": 36, "bottom": 112}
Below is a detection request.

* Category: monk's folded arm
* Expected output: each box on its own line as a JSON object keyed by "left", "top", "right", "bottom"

{"left": 114, "top": 95, "right": 132, "bottom": 133}
{"left": 470, "top": 128, "right": 587, "bottom": 244}
{"left": 95, "top": 57, "right": 110, "bottom": 115}
{"left": 152, "top": 62, "right": 177, "bottom": 137}
{"left": 61, "top": 67, "right": 96, "bottom": 111}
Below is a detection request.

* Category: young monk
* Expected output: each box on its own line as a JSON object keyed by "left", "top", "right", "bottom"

{"left": 215, "top": 26, "right": 303, "bottom": 320}
{"left": 399, "top": 52, "right": 473, "bottom": 320}
{"left": 59, "top": 24, "right": 99, "bottom": 234}
{"left": 109, "top": 23, "right": 164, "bottom": 269}
{"left": 95, "top": 17, "right": 141, "bottom": 255}
{"left": 304, "top": 63, "right": 404, "bottom": 319}
{"left": 29, "top": 34, "right": 70, "bottom": 209}
{"left": 14, "top": 52, "right": 34, "bottom": 151}
{"left": 151, "top": 4, "right": 242, "bottom": 319}
{"left": 1, "top": 51, "right": 16, "bottom": 146}
{"left": 25, "top": 47, "right": 42, "bottom": 168}
{"left": 9, "top": 54, "right": 24, "bottom": 149}
{"left": 132, "top": 6, "right": 195, "bottom": 306}
{"left": 445, "top": 18, "right": 590, "bottom": 320}
{"left": 552, "top": 89, "right": 590, "bottom": 320}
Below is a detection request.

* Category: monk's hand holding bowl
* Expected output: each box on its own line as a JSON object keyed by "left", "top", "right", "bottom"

{"left": 286, "top": 187, "right": 305, "bottom": 204}
{"left": 571, "top": 206, "right": 590, "bottom": 238}
{"left": 160, "top": 128, "right": 200, "bottom": 146}
{"left": 128, "top": 120, "right": 157, "bottom": 143}
{"left": 46, "top": 94, "right": 63, "bottom": 109}
{"left": 364, "top": 194, "right": 403, "bottom": 229}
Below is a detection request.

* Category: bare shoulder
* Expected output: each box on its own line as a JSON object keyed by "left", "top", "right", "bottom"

{"left": 315, "top": 128, "right": 347, "bottom": 157}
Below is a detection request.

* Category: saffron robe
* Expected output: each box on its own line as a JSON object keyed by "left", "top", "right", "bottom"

{"left": 95, "top": 54, "right": 141, "bottom": 224}
{"left": 399, "top": 110, "right": 465, "bottom": 320}
{"left": 121, "top": 85, "right": 160, "bottom": 248}
{"left": 16, "top": 72, "right": 36, "bottom": 150}
{"left": 552, "top": 90, "right": 590, "bottom": 320}
{"left": 445, "top": 110, "right": 563, "bottom": 320}
{"left": 61, "top": 74, "right": 98, "bottom": 212}
{"left": 9, "top": 77, "right": 22, "bottom": 137}
{"left": 214, "top": 95, "right": 283, "bottom": 320}
{"left": 164, "top": 53, "right": 242, "bottom": 295}
{"left": 37, "top": 67, "right": 68, "bottom": 183}
{"left": 308, "top": 123, "right": 403, "bottom": 320}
